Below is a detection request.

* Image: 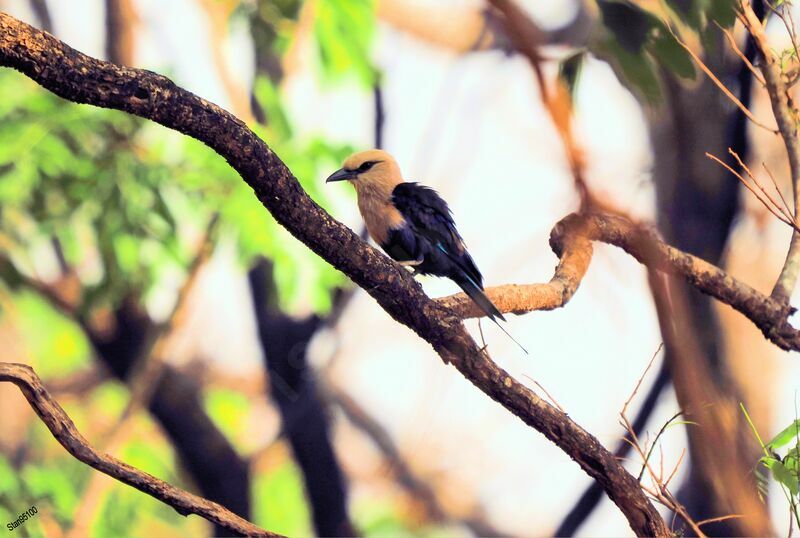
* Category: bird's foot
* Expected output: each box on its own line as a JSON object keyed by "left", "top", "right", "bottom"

{"left": 397, "top": 258, "right": 424, "bottom": 276}
{"left": 397, "top": 257, "right": 424, "bottom": 267}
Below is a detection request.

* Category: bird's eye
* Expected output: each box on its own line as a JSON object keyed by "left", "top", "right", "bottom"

{"left": 358, "top": 161, "right": 376, "bottom": 172}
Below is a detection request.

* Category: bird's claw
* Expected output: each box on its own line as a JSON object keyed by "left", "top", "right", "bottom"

{"left": 397, "top": 258, "right": 424, "bottom": 275}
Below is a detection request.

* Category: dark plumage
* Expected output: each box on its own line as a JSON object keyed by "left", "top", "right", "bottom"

{"left": 387, "top": 182, "right": 505, "bottom": 322}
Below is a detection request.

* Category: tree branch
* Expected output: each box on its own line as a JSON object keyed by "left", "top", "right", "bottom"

{"left": 741, "top": 2, "right": 800, "bottom": 304}
{"left": 0, "top": 14, "right": 668, "bottom": 536}
{"left": 440, "top": 213, "right": 800, "bottom": 351}
{"left": 0, "top": 362, "right": 278, "bottom": 538}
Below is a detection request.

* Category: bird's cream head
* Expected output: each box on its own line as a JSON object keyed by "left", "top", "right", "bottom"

{"left": 326, "top": 149, "right": 403, "bottom": 199}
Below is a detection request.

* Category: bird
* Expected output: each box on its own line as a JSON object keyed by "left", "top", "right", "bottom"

{"left": 326, "top": 149, "right": 526, "bottom": 353}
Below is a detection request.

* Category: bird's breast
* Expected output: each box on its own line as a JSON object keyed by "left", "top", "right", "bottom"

{"left": 357, "top": 196, "right": 406, "bottom": 245}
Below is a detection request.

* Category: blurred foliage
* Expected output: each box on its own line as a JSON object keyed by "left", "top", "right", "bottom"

{"left": 314, "top": 0, "right": 378, "bottom": 85}
{"left": 0, "top": 73, "right": 183, "bottom": 309}
{"left": 238, "top": 0, "right": 379, "bottom": 87}
{"left": 5, "top": 292, "right": 91, "bottom": 379}
{"left": 240, "top": 0, "right": 303, "bottom": 80}
{"left": 203, "top": 387, "right": 251, "bottom": 448}
{"left": 0, "top": 455, "right": 49, "bottom": 538}
{"left": 253, "top": 455, "right": 314, "bottom": 537}
{"left": 0, "top": 65, "right": 351, "bottom": 313}
{"left": 353, "top": 496, "right": 451, "bottom": 538}
{"left": 0, "top": 0, "right": 376, "bottom": 315}
{"left": 579, "top": 0, "right": 739, "bottom": 103}
{"left": 0, "top": 452, "right": 87, "bottom": 534}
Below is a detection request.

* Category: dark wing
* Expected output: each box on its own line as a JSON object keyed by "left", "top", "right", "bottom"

{"left": 391, "top": 182, "right": 483, "bottom": 287}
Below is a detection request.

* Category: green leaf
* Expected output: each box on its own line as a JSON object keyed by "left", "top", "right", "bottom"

{"left": 708, "top": 0, "right": 738, "bottom": 28}
{"left": 665, "top": 420, "right": 700, "bottom": 430}
{"left": 768, "top": 420, "right": 800, "bottom": 450}
{"left": 666, "top": 0, "right": 704, "bottom": 30}
{"left": 601, "top": 37, "right": 663, "bottom": 104}
{"left": 598, "top": 0, "right": 655, "bottom": 53}
{"left": 771, "top": 460, "right": 799, "bottom": 495}
{"left": 648, "top": 26, "right": 696, "bottom": 80}
{"left": 785, "top": 446, "right": 800, "bottom": 473}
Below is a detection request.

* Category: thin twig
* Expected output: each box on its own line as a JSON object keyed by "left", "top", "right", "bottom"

{"left": 705, "top": 151, "right": 799, "bottom": 230}
{"left": 696, "top": 514, "right": 747, "bottom": 528}
{"left": 622, "top": 343, "right": 664, "bottom": 417}
{"left": 663, "top": 448, "right": 685, "bottom": 489}
{"left": 729, "top": 149, "right": 795, "bottom": 221}
{"left": 763, "top": 162, "right": 793, "bottom": 217}
{"left": 720, "top": 24, "right": 765, "bottom": 86}
{"left": 668, "top": 23, "right": 777, "bottom": 133}
{"left": 636, "top": 411, "right": 683, "bottom": 481}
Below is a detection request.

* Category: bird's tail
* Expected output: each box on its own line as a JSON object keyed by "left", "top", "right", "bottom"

{"left": 453, "top": 273, "right": 528, "bottom": 355}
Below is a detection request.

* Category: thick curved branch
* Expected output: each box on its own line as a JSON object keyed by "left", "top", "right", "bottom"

{"left": 0, "top": 362, "right": 278, "bottom": 538}
{"left": 438, "top": 225, "right": 591, "bottom": 317}
{"left": 441, "top": 213, "right": 800, "bottom": 351}
{"left": 0, "top": 14, "right": 667, "bottom": 536}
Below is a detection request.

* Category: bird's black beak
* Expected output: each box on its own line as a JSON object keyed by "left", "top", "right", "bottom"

{"left": 326, "top": 168, "right": 354, "bottom": 183}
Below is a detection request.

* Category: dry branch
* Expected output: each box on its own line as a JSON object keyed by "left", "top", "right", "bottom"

{"left": 0, "top": 362, "right": 278, "bottom": 538}
{"left": 441, "top": 213, "right": 800, "bottom": 351}
{"left": 741, "top": 2, "right": 800, "bottom": 304}
{"left": 0, "top": 14, "right": 668, "bottom": 536}
{"left": 487, "top": 0, "right": 592, "bottom": 207}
